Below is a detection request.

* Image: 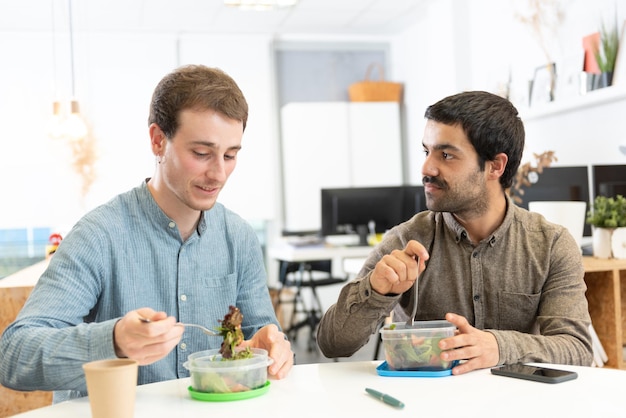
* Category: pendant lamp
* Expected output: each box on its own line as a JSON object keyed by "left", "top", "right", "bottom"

{"left": 65, "top": 0, "right": 88, "bottom": 141}
{"left": 48, "top": 0, "right": 88, "bottom": 141}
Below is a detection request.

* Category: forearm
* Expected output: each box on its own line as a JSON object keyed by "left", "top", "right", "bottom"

{"left": 491, "top": 323, "right": 593, "bottom": 366}
{"left": 317, "top": 274, "right": 398, "bottom": 358}
{"left": 0, "top": 319, "right": 118, "bottom": 392}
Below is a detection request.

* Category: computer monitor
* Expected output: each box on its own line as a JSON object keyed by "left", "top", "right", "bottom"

{"left": 593, "top": 165, "right": 626, "bottom": 199}
{"left": 514, "top": 166, "right": 591, "bottom": 237}
{"left": 320, "top": 186, "right": 426, "bottom": 236}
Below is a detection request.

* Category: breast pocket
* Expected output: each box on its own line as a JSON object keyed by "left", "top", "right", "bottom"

{"left": 203, "top": 273, "right": 237, "bottom": 290}
{"left": 498, "top": 291, "right": 541, "bottom": 332}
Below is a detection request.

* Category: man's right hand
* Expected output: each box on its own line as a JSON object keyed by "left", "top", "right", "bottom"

{"left": 113, "top": 309, "right": 184, "bottom": 365}
{"left": 369, "top": 240, "right": 429, "bottom": 295}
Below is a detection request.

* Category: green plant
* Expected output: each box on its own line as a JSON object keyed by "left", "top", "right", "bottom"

{"left": 595, "top": 21, "right": 620, "bottom": 73}
{"left": 586, "top": 195, "right": 626, "bottom": 228}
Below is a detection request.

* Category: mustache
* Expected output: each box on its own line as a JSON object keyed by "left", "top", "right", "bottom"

{"left": 423, "top": 176, "right": 446, "bottom": 188}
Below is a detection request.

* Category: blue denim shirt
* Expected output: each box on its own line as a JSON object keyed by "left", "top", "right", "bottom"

{"left": 0, "top": 181, "right": 278, "bottom": 402}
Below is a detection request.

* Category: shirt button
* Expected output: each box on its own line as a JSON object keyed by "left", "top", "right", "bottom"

{"left": 364, "top": 289, "right": 370, "bottom": 297}
{"left": 181, "top": 294, "right": 187, "bottom": 301}
{"left": 168, "top": 221, "right": 176, "bottom": 228}
{"left": 472, "top": 252, "right": 479, "bottom": 258}
{"left": 180, "top": 343, "right": 187, "bottom": 351}
{"left": 473, "top": 294, "right": 480, "bottom": 301}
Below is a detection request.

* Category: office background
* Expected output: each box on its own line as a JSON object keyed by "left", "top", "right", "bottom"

{"left": 1, "top": 0, "right": 625, "bottom": 279}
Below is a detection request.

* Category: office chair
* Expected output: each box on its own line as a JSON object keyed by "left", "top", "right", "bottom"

{"left": 276, "top": 259, "right": 347, "bottom": 352}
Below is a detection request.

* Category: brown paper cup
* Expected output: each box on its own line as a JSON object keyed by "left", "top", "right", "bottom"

{"left": 83, "top": 359, "right": 138, "bottom": 418}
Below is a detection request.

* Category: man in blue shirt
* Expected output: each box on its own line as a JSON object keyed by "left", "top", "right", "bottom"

{"left": 0, "top": 65, "right": 293, "bottom": 401}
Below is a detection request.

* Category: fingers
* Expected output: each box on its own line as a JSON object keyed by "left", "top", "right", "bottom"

{"left": 114, "top": 309, "right": 183, "bottom": 365}
{"left": 370, "top": 240, "right": 429, "bottom": 295}
{"left": 244, "top": 324, "right": 293, "bottom": 380}
{"left": 437, "top": 313, "right": 500, "bottom": 375}
{"left": 135, "top": 308, "right": 168, "bottom": 323}
{"left": 403, "top": 240, "right": 430, "bottom": 262}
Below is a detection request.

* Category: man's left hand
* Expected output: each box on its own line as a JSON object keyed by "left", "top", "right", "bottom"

{"left": 438, "top": 312, "right": 499, "bottom": 375}
{"left": 239, "top": 324, "right": 293, "bottom": 379}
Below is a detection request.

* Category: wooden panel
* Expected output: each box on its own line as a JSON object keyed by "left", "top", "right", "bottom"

{"left": 621, "top": 270, "right": 626, "bottom": 347}
{"left": 584, "top": 270, "right": 621, "bottom": 368}
{"left": 0, "top": 286, "right": 52, "bottom": 417}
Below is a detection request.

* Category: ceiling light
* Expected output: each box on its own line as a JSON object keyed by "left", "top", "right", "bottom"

{"left": 224, "top": 0, "right": 297, "bottom": 11}
{"left": 65, "top": 0, "right": 88, "bottom": 141}
{"left": 48, "top": 0, "right": 88, "bottom": 141}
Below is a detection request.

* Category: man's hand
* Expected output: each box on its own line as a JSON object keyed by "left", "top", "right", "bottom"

{"left": 239, "top": 324, "right": 293, "bottom": 379}
{"left": 369, "top": 240, "right": 429, "bottom": 295}
{"left": 113, "top": 309, "right": 184, "bottom": 365}
{"left": 439, "top": 312, "right": 500, "bottom": 375}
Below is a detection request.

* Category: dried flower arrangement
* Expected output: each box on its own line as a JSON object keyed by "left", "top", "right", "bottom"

{"left": 508, "top": 150, "right": 557, "bottom": 205}
{"left": 69, "top": 124, "right": 98, "bottom": 199}
{"left": 515, "top": 0, "right": 565, "bottom": 64}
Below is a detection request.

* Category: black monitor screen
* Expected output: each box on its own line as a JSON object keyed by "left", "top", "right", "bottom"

{"left": 514, "top": 166, "right": 591, "bottom": 236}
{"left": 320, "top": 186, "right": 426, "bottom": 236}
{"left": 593, "top": 165, "right": 626, "bottom": 199}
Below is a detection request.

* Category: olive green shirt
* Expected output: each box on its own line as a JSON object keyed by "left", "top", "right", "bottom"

{"left": 317, "top": 198, "right": 593, "bottom": 366}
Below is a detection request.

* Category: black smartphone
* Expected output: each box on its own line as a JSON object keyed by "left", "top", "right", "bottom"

{"left": 491, "top": 364, "right": 578, "bottom": 384}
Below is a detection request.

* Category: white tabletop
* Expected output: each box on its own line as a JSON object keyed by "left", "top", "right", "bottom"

{"left": 267, "top": 244, "right": 372, "bottom": 277}
{"left": 12, "top": 361, "right": 626, "bottom": 418}
{"left": 0, "top": 259, "right": 48, "bottom": 288}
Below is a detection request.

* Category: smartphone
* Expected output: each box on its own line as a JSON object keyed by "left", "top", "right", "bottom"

{"left": 491, "top": 364, "right": 578, "bottom": 384}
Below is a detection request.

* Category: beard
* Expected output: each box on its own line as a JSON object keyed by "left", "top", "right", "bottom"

{"left": 423, "top": 169, "right": 489, "bottom": 216}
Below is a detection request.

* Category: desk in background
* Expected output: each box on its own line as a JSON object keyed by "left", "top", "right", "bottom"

{"left": 12, "top": 361, "right": 626, "bottom": 418}
{"left": 267, "top": 244, "right": 372, "bottom": 278}
{"left": 267, "top": 244, "right": 372, "bottom": 348}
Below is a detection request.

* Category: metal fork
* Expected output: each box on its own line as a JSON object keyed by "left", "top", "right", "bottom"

{"left": 138, "top": 317, "right": 220, "bottom": 337}
{"left": 405, "top": 257, "right": 421, "bottom": 327}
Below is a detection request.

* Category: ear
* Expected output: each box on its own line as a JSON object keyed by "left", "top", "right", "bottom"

{"left": 149, "top": 123, "right": 167, "bottom": 156}
{"left": 488, "top": 153, "right": 508, "bottom": 180}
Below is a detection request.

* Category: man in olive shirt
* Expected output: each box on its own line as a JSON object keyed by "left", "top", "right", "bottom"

{"left": 317, "top": 91, "right": 593, "bottom": 375}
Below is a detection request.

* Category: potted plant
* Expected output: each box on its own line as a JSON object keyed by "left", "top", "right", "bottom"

{"left": 594, "top": 20, "right": 620, "bottom": 88}
{"left": 586, "top": 195, "right": 626, "bottom": 258}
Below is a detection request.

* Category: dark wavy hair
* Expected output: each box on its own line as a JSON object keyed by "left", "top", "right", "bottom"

{"left": 424, "top": 91, "right": 525, "bottom": 190}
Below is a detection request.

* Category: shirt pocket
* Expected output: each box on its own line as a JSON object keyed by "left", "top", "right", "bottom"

{"left": 203, "top": 273, "right": 236, "bottom": 289}
{"left": 498, "top": 291, "right": 541, "bottom": 332}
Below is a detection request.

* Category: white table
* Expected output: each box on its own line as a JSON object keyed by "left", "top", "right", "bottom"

{"left": 267, "top": 244, "right": 372, "bottom": 277}
{"left": 12, "top": 361, "right": 626, "bottom": 418}
{"left": 0, "top": 259, "right": 49, "bottom": 288}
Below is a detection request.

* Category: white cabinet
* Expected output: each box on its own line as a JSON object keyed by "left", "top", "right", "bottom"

{"left": 280, "top": 101, "right": 402, "bottom": 232}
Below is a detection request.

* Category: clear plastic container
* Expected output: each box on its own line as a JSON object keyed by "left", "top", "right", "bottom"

{"left": 379, "top": 320, "right": 457, "bottom": 371}
{"left": 183, "top": 348, "right": 273, "bottom": 393}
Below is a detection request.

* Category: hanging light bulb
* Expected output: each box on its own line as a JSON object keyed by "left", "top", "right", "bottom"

{"left": 65, "top": 99, "right": 88, "bottom": 141}
{"left": 48, "top": 0, "right": 66, "bottom": 140}
{"left": 62, "top": 0, "right": 88, "bottom": 141}
{"left": 48, "top": 101, "right": 65, "bottom": 140}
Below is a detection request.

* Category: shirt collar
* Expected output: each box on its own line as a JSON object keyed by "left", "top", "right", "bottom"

{"left": 138, "top": 179, "right": 207, "bottom": 238}
{"left": 441, "top": 195, "right": 515, "bottom": 247}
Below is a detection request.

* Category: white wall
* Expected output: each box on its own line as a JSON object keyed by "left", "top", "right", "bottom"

{"left": 392, "top": 0, "right": 626, "bottom": 180}
{"left": 0, "top": 31, "right": 279, "bottom": 236}
{"left": 2, "top": 0, "right": 626, "bottom": 239}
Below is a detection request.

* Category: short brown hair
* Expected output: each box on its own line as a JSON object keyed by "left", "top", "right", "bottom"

{"left": 148, "top": 65, "right": 248, "bottom": 138}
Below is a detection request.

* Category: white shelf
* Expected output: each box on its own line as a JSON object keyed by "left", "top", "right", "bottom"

{"left": 522, "top": 85, "right": 626, "bottom": 122}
